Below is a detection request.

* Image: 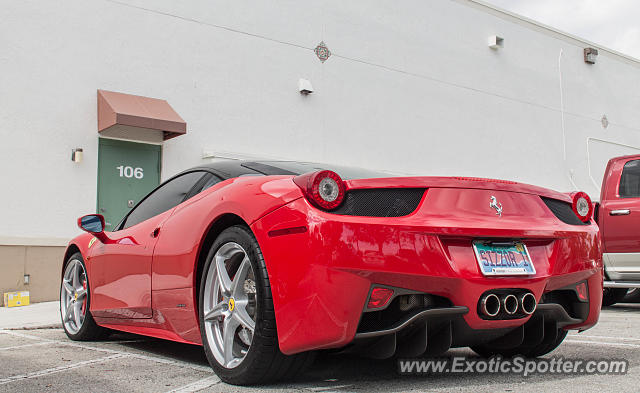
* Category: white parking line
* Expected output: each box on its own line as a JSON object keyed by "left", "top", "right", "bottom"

{"left": 0, "top": 341, "right": 51, "bottom": 351}
{"left": 165, "top": 375, "right": 221, "bottom": 393}
{"left": 306, "top": 385, "right": 355, "bottom": 392}
{"left": 0, "top": 354, "right": 126, "bottom": 385}
{"left": 569, "top": 334, "right": 640, "bottom": 342}
{"left": 0, "top": 330, "right": 211, "bottom": 372}
{"left": 565, "top": 339, "right": 640, "bottom": 349}
{"left": 0, "top": 330, "right": 47, "bottom": 341}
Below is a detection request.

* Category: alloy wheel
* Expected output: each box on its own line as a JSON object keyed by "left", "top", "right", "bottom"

{"left": 203, "top": 242, "right": 257, "bottom": 369}
{"left": 60, "top": 259, "right": 88, "bottom": 334}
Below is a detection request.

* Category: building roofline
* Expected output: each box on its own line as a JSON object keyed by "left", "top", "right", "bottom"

{"left": 456, "top": 0, "right": 640, "bottom": 68}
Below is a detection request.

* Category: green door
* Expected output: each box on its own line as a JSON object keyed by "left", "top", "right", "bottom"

{"left": 97, "top": 138, "right": 161, "bottom": 231}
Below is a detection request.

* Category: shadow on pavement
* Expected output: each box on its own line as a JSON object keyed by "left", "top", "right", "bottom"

{"left": 98, "top": 332, "right": 616, "bottom": 392}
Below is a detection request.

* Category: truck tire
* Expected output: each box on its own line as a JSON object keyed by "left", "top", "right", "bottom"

{"left": 602, "top": 288, "right": 628, "bottom": 307}
{"left": 624, "top": 288, "right": 640, "bottom": 303}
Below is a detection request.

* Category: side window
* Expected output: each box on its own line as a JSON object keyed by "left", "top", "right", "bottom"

{"left": 619, "top": 160, "right": 640, "bottom": 198}
{"left": 200, "top": 174, "right": 222, "bottom": 192}
{"left": 121, "top": 171, "right": 206, "bottom": 229}
{"left": 183, "top": 173, "right": 222, "bottom": 201}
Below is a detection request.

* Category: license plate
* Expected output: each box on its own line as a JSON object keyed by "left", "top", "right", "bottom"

{"left": 473, "top": 241, "right": 536, "bottom": 276}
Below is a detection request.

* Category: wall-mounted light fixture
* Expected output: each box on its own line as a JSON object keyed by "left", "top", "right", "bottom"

{"left": 298, "top": 78, "right": 313, "bottom": 95}
{"left": 71, "top": 148, "right": 83, "bottom": 163}
{"left": 584, "top": 48, "right": 598, "bottom": 64}
{"left": 488, "top": 35, "right": 504, "bottom": 50}
{"left": 24, "top": 274, "right": 30, "bottom": 285}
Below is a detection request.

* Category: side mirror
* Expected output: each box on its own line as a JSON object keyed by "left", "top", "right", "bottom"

{"left": 77, "top": 214, "right": 110, "bottom": 243}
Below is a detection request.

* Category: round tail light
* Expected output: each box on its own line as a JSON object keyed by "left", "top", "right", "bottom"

{"left": 293, "top": 170, "right": 346, "bottom": 210}
{"left": 571, "top": 191, "right": 593, "bottom": 223}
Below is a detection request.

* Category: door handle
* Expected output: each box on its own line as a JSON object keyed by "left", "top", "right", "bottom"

{"left": 610, "top": 209, "right": 631, "bottom": 216}
{"left": 151, "top": 227, "right": 161, "bottom": 238}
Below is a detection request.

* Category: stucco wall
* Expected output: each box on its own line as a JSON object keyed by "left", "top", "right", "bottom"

{"left": 1, "top": 0, "right": 639, "bottom": 242}
{"left": 0, "top": 246, "right": 65, "bottom": 305}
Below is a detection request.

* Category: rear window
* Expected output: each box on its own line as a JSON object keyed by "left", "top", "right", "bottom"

{"left": 619, "top": 160, "right": 640, "bottom": 198}
{"left": 248, "top": 161, "right": 399, "bottom": 180}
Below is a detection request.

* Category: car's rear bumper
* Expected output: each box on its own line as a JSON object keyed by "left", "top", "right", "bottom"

{"left": 252, "top": 196, "right": 602, "bottom": 355}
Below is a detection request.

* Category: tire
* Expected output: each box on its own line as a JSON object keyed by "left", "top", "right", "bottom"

{"left": 524, "top": 329, "right": 567, "bottom": 357}
{"left": 602, "top": 288, "right": 628, "bottom": 307}
{"left": 469, "top": 345, "right": 524, "bottom": 359}
{"left": 60, "top": 252, "right": 109, "bottom": 341}
{"left": 624, "top": 288, "right": 640, "bottom": 303}
{"left": 198, "top": 226, "right": 315, "bottom": 385}
{"left": 471, "top": 329, "right": 568, "bottom": 358}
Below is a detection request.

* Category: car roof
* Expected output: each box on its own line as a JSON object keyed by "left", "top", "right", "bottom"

{"left": 187, "top": 160, "right": 297, "bottom": 180}
{"left": 187, "top": 159, "right": 395, "bottom": 181}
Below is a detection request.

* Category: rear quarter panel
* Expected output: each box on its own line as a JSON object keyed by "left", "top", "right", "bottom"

{"left": 150, "top": 175, "right": 301, "bottom": 291}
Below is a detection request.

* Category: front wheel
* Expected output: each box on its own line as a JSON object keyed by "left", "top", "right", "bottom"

{"left": 198, "top": 226, "right": 314, "bottom": 385}
{"left": 60, "top": 252, "right": 108, "bottom": 340}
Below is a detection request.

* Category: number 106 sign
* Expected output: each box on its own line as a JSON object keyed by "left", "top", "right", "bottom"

{"left": 117, "top": 166, "right": 144, "bottom": 179}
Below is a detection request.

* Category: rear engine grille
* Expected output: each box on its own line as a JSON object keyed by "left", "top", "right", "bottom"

{"left": 541, "top": 197, "right": 588, "bottom": 226}
{"left": 331, "top": 188, "right": 426, "bottom": 217}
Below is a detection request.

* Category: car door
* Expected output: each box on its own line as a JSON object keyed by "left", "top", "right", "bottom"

{"left": 90, "top": 171, "right": 208, "bottom": 318}
{"left": 600, "top": 158, "right": 640, "bottom": 279}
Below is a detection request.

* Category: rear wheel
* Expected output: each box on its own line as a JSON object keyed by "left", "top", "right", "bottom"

{"left": 198, "top": 226, "right": 314, "bottom": 385}
{"left": 60, "top": 252, "right": 108, "bottom": 340}
{"left": 602, "top": 288, "right": 628, "bottom": 307}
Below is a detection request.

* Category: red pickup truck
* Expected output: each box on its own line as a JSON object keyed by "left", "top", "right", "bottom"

{"left": 597, "top": 154, "right": 640, "bottom": 306}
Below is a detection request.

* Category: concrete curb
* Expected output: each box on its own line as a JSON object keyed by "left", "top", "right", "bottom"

{"left": 0, "top": 301, "right": 62, "bottom": 330}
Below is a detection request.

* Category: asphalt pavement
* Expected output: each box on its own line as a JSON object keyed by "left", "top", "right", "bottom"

{"left": 0, "top": 303, "right": 639, "bottom": 392}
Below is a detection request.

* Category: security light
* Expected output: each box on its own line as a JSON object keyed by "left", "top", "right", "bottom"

{"left": 488, "top": 35, "right": 504, "bottom": 50}
{"left": 584, "top": 48, "right": 598, "bottom": 64}
{"left": 298, "top": 78, "right": 313, "bottom": 95}
{"left": 71, "top": 148, "right": 83, "bottom": 163}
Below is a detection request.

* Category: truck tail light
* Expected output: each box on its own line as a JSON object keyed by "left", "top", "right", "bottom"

{"left": 571, "top": 191, "right": 593, "bottom": 223}
{"left": 293, "top": 170, "right": 346, "bottom": 210}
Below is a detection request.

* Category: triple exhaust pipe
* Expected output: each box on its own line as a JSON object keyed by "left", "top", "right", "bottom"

{"left": 480, "top": 291, "right": 537, "bottom": 318}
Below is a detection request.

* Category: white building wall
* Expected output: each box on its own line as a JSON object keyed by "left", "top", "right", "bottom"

{"left": 1, "top": 0, "right": 639, "bottom": 241}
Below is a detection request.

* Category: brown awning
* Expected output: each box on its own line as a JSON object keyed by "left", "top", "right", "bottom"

{"left": 97, "top": 90, "right": 186, "bottom": 141}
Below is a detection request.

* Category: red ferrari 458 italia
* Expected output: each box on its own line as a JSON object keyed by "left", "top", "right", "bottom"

{"left": 61, "top": 160, "right": 602, "bottom": 384}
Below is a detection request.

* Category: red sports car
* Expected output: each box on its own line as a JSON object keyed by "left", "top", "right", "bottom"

{"left": 61, "top": 160, "right": 602, "bottom": 384}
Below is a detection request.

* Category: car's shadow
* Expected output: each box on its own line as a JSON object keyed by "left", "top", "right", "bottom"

{"left": 604, "top": 302, "right": 640, "bottom": 312}
{"left": 105, "top": 332, "right": 209, "bottom": 366}
{"left": 101, "top": 332, "right": 626, "bottom": 391}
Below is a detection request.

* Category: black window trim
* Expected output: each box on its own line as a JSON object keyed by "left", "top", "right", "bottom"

{"left": 114, "top": 170, "right": 210, "bottom": 231}
{"left": 619, "top": 159, "right": 640, "bottom": 199}
{"left": 182, "top": 173, "right": 223, "bottom": 201}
